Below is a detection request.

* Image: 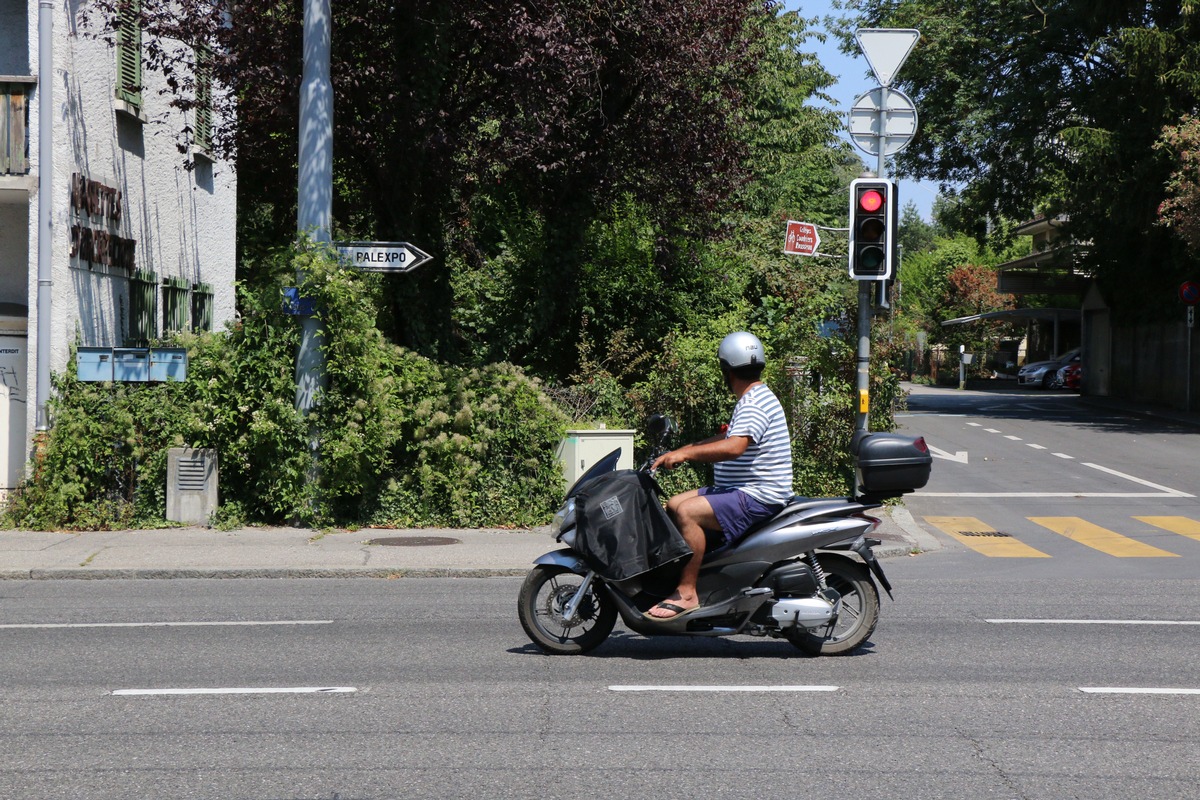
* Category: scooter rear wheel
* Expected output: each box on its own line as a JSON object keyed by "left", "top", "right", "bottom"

{"left": 786, "top": 557, "right": 879, "bottom": 656}
{"left": 518, "top": 565, "right": 617, "bottom": 655}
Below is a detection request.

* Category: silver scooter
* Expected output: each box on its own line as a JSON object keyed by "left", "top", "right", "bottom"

{"left": 517, "top": 415, "right": 932, "bottom": 656}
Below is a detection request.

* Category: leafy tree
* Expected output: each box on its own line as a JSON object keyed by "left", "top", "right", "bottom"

{"left": 834, "top": 0, "right": 1200, "bottom": 320}
{"left": 899, "top": 200, "right": 937, "bottom": 254}
{"left": 1156, "top": 115, "right": 1200, "bottom": 253}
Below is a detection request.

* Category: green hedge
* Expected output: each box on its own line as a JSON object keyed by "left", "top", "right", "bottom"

{"left": 3, "top": 245, "right": 566, "bottom": 530}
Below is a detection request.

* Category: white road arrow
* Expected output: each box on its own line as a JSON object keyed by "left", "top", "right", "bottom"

{"left": 926, "top": 444, "right": 968, "bottom": 464}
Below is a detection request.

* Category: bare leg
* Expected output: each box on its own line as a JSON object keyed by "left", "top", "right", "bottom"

{"left": 647, "top": 493, "right": 719, "bottom": 619}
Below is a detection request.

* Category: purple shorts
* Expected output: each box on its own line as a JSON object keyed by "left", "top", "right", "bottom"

{"left": 698, "top": 486, "right": 783, "bottom": 545}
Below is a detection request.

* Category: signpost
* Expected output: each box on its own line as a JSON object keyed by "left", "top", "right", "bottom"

{"left": 784, "top": 221, "right": 821, "bottom": 256}
{"left": 336, "top": 241, "right": 433, "bottom": 273}
{"left": 1179, "top": 280, "right": 1199, "bottom": 305}
{"left": 848, "top": 87, "right": 918, "bottom": 157}
{"left": 855, "top": 29, "right": 920, "bottom": 87}
{"left": 849, "top": 28, "right": 920, "bottom": 432}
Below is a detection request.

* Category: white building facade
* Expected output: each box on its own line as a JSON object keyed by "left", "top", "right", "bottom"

{"left": 0, "top": 0, "right": 236, "bottom": 496}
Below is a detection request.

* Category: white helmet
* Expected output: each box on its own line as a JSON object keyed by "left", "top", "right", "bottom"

{"left": 718, "top": 331, "right": 765, "bottom": 371}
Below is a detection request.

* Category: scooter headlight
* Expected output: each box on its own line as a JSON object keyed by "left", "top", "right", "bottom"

{"left": 550, "top": 498, "right": 576, "bottom": 539}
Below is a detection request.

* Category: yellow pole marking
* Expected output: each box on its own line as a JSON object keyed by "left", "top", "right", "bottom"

{"left": 1030, "top": 517, "right": 1180, "bottom": 557}
{"left": 1134, "top": 516, "right": 1200, "bottom": 544}
{"left": 859, "top": 389, "right": 869, "bottom": 414}
{"left": 924, "top": 516, "right": 1051, "bottom": 558}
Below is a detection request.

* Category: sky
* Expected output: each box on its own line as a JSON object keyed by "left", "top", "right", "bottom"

{"left": 785, "top": 1, "right": 940, "bottom": 221}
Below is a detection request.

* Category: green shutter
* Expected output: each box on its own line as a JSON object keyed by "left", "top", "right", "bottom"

{"left": 162, "top": 276, "right": 190, "bottom": 333}
{"left": 191, "top": 282, "right": 213, "bottom": 332}
{"left": 194, "top": 46, "right": 213, "bottom": 152}
{"left": 115, "top": 0, "right": 143, "bottom": 110}
{"left": 129, "top": 269, "right": 157, "bottom": 345}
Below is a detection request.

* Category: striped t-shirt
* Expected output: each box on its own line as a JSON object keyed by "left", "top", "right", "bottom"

{"left": 713, "top": 383, "right": 794, "bottom": 505}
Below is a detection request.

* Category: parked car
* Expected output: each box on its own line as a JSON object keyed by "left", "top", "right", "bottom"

{"left": 1017, "top": 348, "right": 1080, "bottom": 389}
{"left": 1057, "top": 362, "right": 1082, "bottom": 391}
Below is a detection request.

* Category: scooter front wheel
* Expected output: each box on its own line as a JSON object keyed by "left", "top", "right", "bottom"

{"left": 518, "top": 565, "right": 617, "bottom": 655}
{"left": 786, "top": 556, "right": 879, "bottom": 656}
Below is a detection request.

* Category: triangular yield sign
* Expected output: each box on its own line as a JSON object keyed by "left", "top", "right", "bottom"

{"left": 855, "top": 28, "right": 920, "bottom": 87}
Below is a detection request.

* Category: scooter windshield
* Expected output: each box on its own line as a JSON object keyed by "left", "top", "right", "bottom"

{"left": 565, "top": 447, "right": 622, "bottom": 499}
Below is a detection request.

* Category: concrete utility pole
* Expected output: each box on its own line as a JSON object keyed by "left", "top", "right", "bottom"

{"left": 295, "top": 0, "right": 331, "bottom": 425}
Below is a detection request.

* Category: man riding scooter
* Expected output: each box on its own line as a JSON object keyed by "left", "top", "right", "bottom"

{"left": 645, "top": 331, "right": 794, "bottom": 620}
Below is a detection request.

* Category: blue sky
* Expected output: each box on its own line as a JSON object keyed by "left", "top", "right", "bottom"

{"left": 785, "top": 2, "right": 939, "bottom": 221}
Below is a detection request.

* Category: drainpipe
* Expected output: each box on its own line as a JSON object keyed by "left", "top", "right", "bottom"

{"left": 35, "top": 0, "right": 52, "bottom": 431}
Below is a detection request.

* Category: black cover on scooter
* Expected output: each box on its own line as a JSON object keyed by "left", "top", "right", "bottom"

{"left": 573, "top": 470, "right": 692, "bottom": 581}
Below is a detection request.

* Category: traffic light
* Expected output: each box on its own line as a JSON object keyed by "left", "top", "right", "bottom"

{"left": 848, "top": 178, "right": 896, "bottom": 280}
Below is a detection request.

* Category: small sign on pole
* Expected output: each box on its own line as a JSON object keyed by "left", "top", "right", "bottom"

{"left": 1179, "top": 280, "right": 1200, "bottom": 305}
{"left": 784, "top": 221, "right": 821, "bottom": 256}
{"left": 335, "top": 241, "right": 433, "bottom": 274}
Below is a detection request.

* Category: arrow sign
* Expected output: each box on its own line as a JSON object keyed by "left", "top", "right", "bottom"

{"left": 335, "top": 241, "right": 433, "bottom": 274}
{"left": 926, "top": 443, "right": 968, "bottom": 464}
{"left": 784, "top": 220, "right": 821, "bottom": 256}
{"left": 855, "top": 28, "right": 920, "bottom": 87}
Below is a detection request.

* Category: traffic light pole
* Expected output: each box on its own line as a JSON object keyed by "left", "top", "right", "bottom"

{"left": 854, "top": 86, "right": 890, "bottom": 434}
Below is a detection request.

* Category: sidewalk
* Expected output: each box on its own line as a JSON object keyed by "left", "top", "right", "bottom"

{"left": 0, "top": 506, "right": 938, "bottom": 581}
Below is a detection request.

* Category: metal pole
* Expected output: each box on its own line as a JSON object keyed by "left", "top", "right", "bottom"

{"left": 855, "top": 86, "right": 890, "bottom": 434}
{"left": 295, "top": 0, "right": 331, "bottom": 414}
{"left": 855, "top": 281, "right": 872, "bottom": 432}
{"left": 34, "top": 0, "right": 53, "bottom": 432}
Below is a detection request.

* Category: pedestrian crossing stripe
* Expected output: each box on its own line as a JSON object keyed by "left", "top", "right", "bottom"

{"left": 924, "top": 515, "right": 1198, "bottom": 558}
{"left": 1134, "top": 516, "right": 1200, "bottom": 544}
{"left": 1029, "top": 517, "right": 1180, "bottom": 558}
{"left": 924, "top": 516, "right": 1052, "bottom": 558}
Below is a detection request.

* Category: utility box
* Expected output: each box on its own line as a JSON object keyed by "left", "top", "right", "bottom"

{"left": 113, "top": 348, "right": 150, "bottom": 382}
{"left": 167, "top": 448, "right": 218, "bottom": 525}
{"left": 556, "top": 429, "right": 635, "bottom": 486}
{"left": 77, "top": 347, "right": 114, "bottom": 382}
{"left": 150, "top": 348, "right": 188, "bottom": 382}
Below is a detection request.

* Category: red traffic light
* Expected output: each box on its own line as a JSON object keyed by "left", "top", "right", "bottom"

{"left": 858, "top": 189, "right": 884, "bottom": 213}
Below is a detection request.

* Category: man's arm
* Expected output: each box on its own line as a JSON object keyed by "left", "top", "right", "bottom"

{"left": 652, "top": 435, "right": 750, "bottom": 471}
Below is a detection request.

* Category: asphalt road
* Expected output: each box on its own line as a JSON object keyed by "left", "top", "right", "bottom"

{"left": 2, "top": 572, "right": 1198, "bottom": 799}
{"left": 898, "top": 384, "right": 1200, "bottom": 578}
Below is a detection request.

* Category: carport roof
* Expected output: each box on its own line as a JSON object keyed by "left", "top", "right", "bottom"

{"left": 940, "top": 308, "right": 1081, "bottom": 326}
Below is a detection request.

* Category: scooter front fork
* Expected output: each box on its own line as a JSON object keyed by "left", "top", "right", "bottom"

{"left": 561, "top": 569, "right": 597, "bottom": 625}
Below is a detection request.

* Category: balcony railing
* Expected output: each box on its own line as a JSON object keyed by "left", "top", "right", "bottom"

{"left": 0, "top": 77, "right": 36, "bottom": 176}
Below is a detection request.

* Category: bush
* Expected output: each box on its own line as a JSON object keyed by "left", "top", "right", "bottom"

{"left": 2, "top": 243, "right": 568, "bottom": 531}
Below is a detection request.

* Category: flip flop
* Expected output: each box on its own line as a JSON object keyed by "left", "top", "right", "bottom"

{"left": 644, "top": 601, "right": 700, "bottom": 620}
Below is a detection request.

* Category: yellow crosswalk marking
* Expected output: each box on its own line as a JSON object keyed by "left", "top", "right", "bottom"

{"left": 1134, "top": 516, "right": 1200, "bottom": 544}
{"left": 1030, "top": 517, "right": 1180, "bottom": 557}
{"left": 924, "top": 516, "right": 1051, "bottom": 557}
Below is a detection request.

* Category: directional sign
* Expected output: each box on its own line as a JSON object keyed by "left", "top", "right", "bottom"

{"left": 855, "top": 28, "right": 920, "bottom": 87}
{"left": 848, "top": 87, "right": 918, "bottom": 157}
{"left": 784, "top": 220, "right": 821, "bottom": 256}
{"left": 335, "top": 241, "right": 433, "bottom": 274}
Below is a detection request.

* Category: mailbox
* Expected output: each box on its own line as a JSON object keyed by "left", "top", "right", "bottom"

{"left": 77, "top": 347, "right": 114, "bottom": 382}
{"left": 113, "top": 348, "right": 150, "bottom": 382}
{"left": 150, "top": 348, "right": 188, "bottom": 382}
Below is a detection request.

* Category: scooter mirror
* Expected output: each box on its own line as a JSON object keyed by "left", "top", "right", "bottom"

{"left": 646, "top": 414, "right": 678, "bottom": 446}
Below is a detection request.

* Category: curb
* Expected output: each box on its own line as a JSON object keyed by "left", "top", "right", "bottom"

{"left": 887, "top": 505, "right": 942, "bottom": 554}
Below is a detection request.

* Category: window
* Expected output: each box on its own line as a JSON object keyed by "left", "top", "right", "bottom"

{"left": 193, "top": 46, "right": 213, "bottom": 154}
{"left": 128, "top": 269, "right": 157, "bottom": 345}
{"left": 191, "top": 282, "right": 214, "bottom": 332}
{"left": 162, "top": 276, "right": 190, "bottom": 334}
{"left": 115, "top": 0, "right": 143, "bottom": 113}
